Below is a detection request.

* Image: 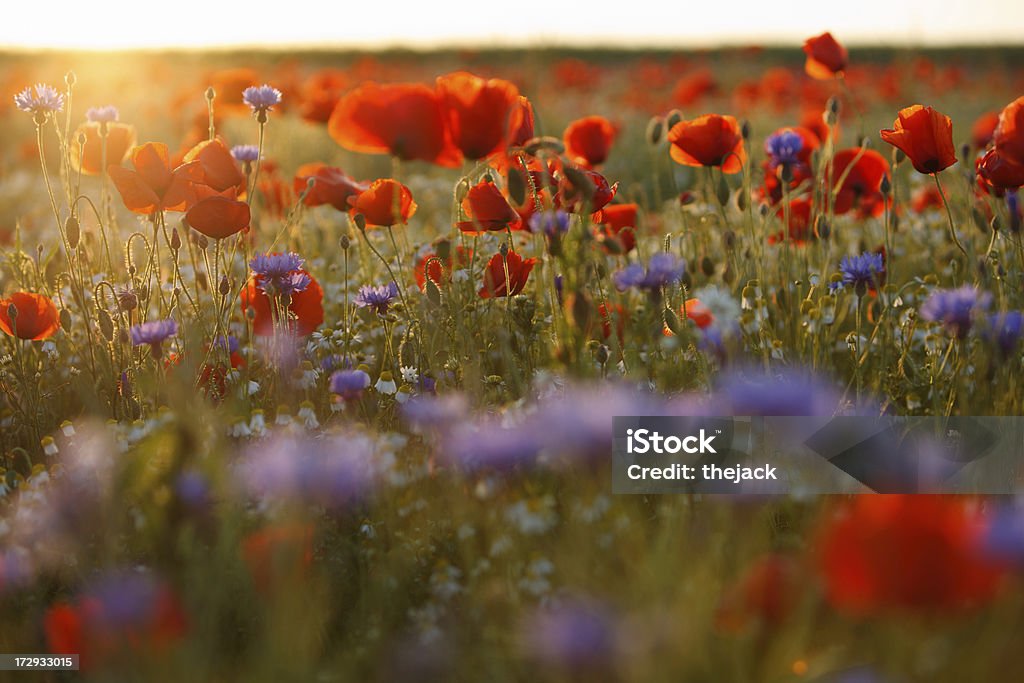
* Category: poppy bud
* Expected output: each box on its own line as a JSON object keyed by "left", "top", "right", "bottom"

{"left": 894, "top": 149, "right": 906, "bottom": 165}
{"left": 815, "top": 215, "right": 830, "bottom": 240}
{"left": 960, "top": 143, "right": 971, "bottom": 164}
{"left": 759, "top": 202, "right": 770, "bottom": 217}
{"left": 666, "top": 109, "right": 683, "bottom": 130}
{"left": 77, "top": 131, "right": 87, "bottom": 146}
{"left": 65, "top": 215, "right": 80, "bottom": 250}
{"left": 723, "top": 230, "right": 736, "bottom": 251}
{"left": 722, "top": 263, "right": 736, "bottom": 284}
{"left": 170, "top": 228, "right": 181, "bottom": 252}
{"left": 860, "top": 137, "right": 872, "bottom": 149}
{"left": 98, "top": 309, "right": 114, "bottom": 341}
{"left": 425, "top": 278, "right": 442, "bottom": 306}
{"left": 506, "top": 167, "right": 527, "bottom": 205}
{"left": 65, "top": 71, "right": 76, "bottom": 87}
{"left": 779, "top": 163, "right": 794, "bottom": 184}
{"left": 645, "top": 117, "right": 664, "bottom": 145}
{"left": 715, "top": 174, "right": 730, "bottom": 206}
{"left": 701, "top": 256, "right": 715, "bottom": 277}
{"left": 339, "top": 234, "right": 351, "bottom": 250}
{"left": 880, "top": 175, "right": 891, "bottom": 196}
{"left": 59, "top": 308, "right": 71, "bottom": 329}
{"left": 205, "top": 86, "right": 216, "bottom": 101}
{"left": 354, "top": 213, "right": 367, "bottom": 231}
{"left": 741, "top": 120, "right": 751, "bottom": 141}
{"left": 219, "top": 275, "right": 230, "bottom": 296}
{"left": 663, "top": 307, "right": 683, "bottom": 336}
{"left": 196, "top": 234, "right": 209, "bottom": 250}
{"left": 499, "top": 243, "right": 509, "bottom": 257}
{"left": 6, "top": 303, "right": 17, "bottom": 320}
{"left": 245, "top": 305, "right": 256, "bottom": 320}
{"left": 827, "top": 97, "right": 841, "bottom": 116}
{"left": 595, "top": 344, "right": 610, "bottom": 365}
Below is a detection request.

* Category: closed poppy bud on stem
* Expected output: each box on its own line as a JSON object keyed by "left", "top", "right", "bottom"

{"left": 205, "top": 87, "right": 216, "bottom": 101}
{"left": 170, "top": 228, "right": 181, "bottom": 252}
{"left": 339, "top": 234, "right": 351, "bottom": 250}
{"left": 354, "top": 214, "right": 367, "bottom": 231}
{"left": 65, "top": 216, "right": 80, "bottom": 250}
{"left": 98, "top": 309, "right": 114, "bottom": 341}
{"left": 219, "top": 275, "right": 230, "bottom": 296}
{"left": 59, "top": 308, "right": 72, "bottom": 329}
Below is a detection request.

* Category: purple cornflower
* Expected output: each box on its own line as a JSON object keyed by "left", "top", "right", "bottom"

{"left": 213, "top": 334, "right": 240, "bottom": 354}
{"left": 713, "top": 367, "right": 842, "bottom": 416}
{"left": 85, "top": 105, "right": 119, "bottom": 123}
{"left": 920, "top": 286, "right": 992, "bottom": 339}
{"left": 231, "top": 144, "right": 260, "bottom": 162}
{"left": 1008, "top": 192, "right": 1021, "bottom": 234}
{"left": 242, "top": 84, "right": 282, "bottom": 118}
{"left": 521, "top": 598, "right": 616, "bottom": 671}
{"left": 130, "top": 319, "right": 177, "bottom": 359}
{"left": 239, "top": 432, "right": 376, "bottom": 508}
{"left": 528, "top": 209, "right": 571, "bottom": 237}
{"left": 444, "top": 419, "right": 544, "bottom": 472}
{"left": 250, "top": 252, "right": 309, "bottom": 297}
{"left": 14, "top": 83, "right": 64, "bottom": 115}
{"left": 330, "top": 369, "right": 371, "bottom": 401}
{"left": 839, "top": 251, "right": 885, "bottom": 295}
{"left": 84, "top": 570, "right": 172, "bottom": 631}
{"left": 764, "top": 129, "right": 804, "bottom": 168}
{"left": 984, "top": 311, "right": 1024, "bottom": 355}
{"left": 613, "top": 252, "right": 685, "bottom": 291}
{"left": 354, "top": 282, "right": 399, "bottom": 316}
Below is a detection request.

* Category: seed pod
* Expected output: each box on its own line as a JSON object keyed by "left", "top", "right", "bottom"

{"left": 219, "top": 275, "right": 230, "bottom": 296}
{"left": 339, "top": 234, "right": 351, "bottom": 250}
{"left": 170, "top": 227, "right": 181, "bottom": 251}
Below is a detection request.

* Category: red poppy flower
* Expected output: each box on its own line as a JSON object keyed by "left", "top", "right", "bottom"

{"left": 479, "top": 250, "right": 537, "bottom": 298}
{"left": 327, "top": 82, "right": 461, "bottom": 167}
{"left": 457, "top": 179, "right": 520, "bottom": 233}
{"left": 977, "top": 148, "right": 1024, "bottom": 193}
{"left": 880, "top": 105, "right": 957, "bottom": 174}
{"left": 436, "top": 71, "right": 521, "bottom": 160}
{"left": 769, "top": 198, "right": 815, "bottom": 245}
{"left": 911, "top": 185, "right": 944, "bottom": 213}
{"left": 348, "top": 178, "right": 417, "bottom": 228}
{"left": 299, "top": 68, "right": 349, "bottom": 123}
{"left": 185, "top": 186, "right": 250, "bottom": 240}
{"left": 831, "top": 148, "right": 890, "bottom": 217}
{"left": 182, "top": 138, "right": 245, "bottom": 194}
{"left": 241, "top": 272, "right": 324, "bottom": 336}
{"left": 597, "top": 301, "right": 626, "bottom": 341}
{"left": 415, "top": 240, "right": 473, "bottom": 291}
{"left": 993, "top": 96, "right": 1024, "bottom": 165}
{"left": 507, "top": 96, "right": 536, "bottom": 148}
{"left": 683, "top": 298, "right": 713, "bottom": 328}
{"left": 0, "top": 291, "right": 60, "bottom": 340}
{"left": 555, "top": 166, "right": 618, "bottom": 213}
{"left": 971, "top": 111, "right": 1000, "bottom": 150}
{"left": 563, "top": 115, "right": 616, "bottom": 167}
{"left": 715, "top": 554, "right": 800, "bottom": 632}
{"left": 802, "top": 32, "right": 848, "bottom": 80}
{"left": 70, "top": 121, "right": 136, "bottom": 176}
{"left": 108, "top": 142, "right": 202, "bottom": 214}
{"left": 242, "top": 523, "right": 314, "bottom": 593}
{"left": 593, "top": 203, "right": 638, "bottom": 253}
{"left": 667, "top": 114, "right": 746, "bottom": 174}
{"left": 294, "top": 162, "right": 368, "bottom": 212}
{"left": 816, "top": 496, "right": 1006, "bottom": 615}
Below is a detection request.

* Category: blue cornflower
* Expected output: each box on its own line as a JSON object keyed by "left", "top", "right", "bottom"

{"left": 354, "top": 282, "right": 399, "bottom": 315}
{"left": 330, "top": 369, "right": 371, "bottom": 401}
{"left": 984, "top": 311, "right": 1024, "bottom": 356}
{"left": 1008, "top": 192, "right": 1021, "bottom": 234}
{"left": 250, "top": 252, "right": 308, "bottom": 296}
{"left": 765, "top": 129, "right": 804, "bottom": 168}
{"left": 522, "top": 598, "right": 616, "bottom": 671}
{"left": 130, "top": 319, "right": 178, "bottom": 359}
{"left": 920, "top": 286, "right": 993, "bottom": 338}
{"left": 839, "top": 251, "right": 885, "bottom": 294}
{"left": 613, "top": 252, "right": 685, "bottom": 291}
{"left": 528, "top": 209, "right": 571, "bottom": 237}
{"left": 231, "top": 145, "right": 260, "bottom": 162}
{"left": 213, "top": 334, "right": 240, "bottom": 354}
{"left": 14, "top": 84, "right": 64, "bottom": 115}
{"left": 714, "top": 367, "right": 842, "bottom": 416}
{"left": 242, "top": 84, "right": 282, "bottom": 118}
{"left": 85, "top": 105, "right": 119, "bottom": 123}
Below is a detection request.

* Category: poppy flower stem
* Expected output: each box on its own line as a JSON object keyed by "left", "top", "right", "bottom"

{"left": 247, "top": 121, "right": 265, "bottom": 207}
{"left": 933, "top": 173, "right": 968, "bottom": 257}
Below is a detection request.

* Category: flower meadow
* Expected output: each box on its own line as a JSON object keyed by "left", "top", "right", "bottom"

{"left": 3, "top": 38, "right": 1024, "bottom": 681}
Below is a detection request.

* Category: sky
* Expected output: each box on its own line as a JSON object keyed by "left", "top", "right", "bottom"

{"left": 1, "top": 0, "right": 1021, "bottom": 50}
